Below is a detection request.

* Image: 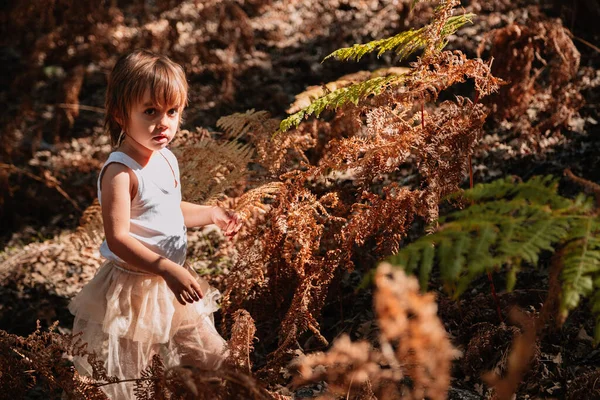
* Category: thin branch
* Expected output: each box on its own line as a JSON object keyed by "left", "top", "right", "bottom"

{"left": 56, "top": 103, "right": 106, "bottom": 114}
{"left": 0, "top": 163, "right": 80, "bottom": 211}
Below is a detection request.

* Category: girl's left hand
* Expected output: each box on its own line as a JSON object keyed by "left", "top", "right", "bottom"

{"left": 211, "top": 206, "right": 243, "bottom": 238}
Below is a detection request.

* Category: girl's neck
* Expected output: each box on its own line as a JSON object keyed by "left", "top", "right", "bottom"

{"left": 118, "top": 138, "right": 156, "bottom": 167}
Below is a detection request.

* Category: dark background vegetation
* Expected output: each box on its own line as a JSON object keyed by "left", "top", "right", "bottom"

{"left": 1, "top": 0, "right": 599, "bottom": 398}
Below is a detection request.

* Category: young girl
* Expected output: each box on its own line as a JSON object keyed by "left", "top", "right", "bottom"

{"left": 68, "top": 50, "right": 241, "bottom": 399}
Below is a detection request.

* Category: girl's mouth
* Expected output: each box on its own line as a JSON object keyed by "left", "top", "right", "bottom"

{"left": 153, "top": 135, "right": 168, "bottom": 143}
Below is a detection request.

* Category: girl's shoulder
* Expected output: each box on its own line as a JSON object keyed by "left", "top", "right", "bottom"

{"left": 98, "top": 151, "right": 142, "bottom": 202}
{"left": 105, "top": 151, "right": 144, "bottom": 171}
{"left": 161, "top": 147, "right": 179, "bottom": 165}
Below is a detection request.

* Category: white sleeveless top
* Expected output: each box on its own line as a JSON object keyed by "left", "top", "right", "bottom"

{"left": 97, "top": 148, "right": 187, "bottom": 267}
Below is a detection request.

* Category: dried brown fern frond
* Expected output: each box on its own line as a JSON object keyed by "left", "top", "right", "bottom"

{"left": 217, "top": 109, "right": 279, "bottom": 140}
{"left": 221, "top": 0, "right": 502, "bottom": 381}
{"left": 254, "top": 121, "right": 317, "bottom": 175}
{"left": 416, "top": 97, "right": 489, "bottom": 223}
{"left": 257, "top": 184, "right": 345, "bottom": 358}
{"left": 133, "top": 354, "right": 168, "bottom": 400}
{"left": 173, "top": 129, "right": 253, "bottom": 204}
{"left": 374, "top": 262, "right": 458, "bottom": 400}
{"left": 291, "top": 334, "right": 392, "bottom": 399}
{"left": 340, "top": 185, "right": 420, "bottom": 256}
{"left": 72, "top": 199, "right": 104, "bottom": 250}
{"left": 0, "top": 321, "right": 108, "bottom": 399}
{"left": 422, "top": 0, "right": 462, "bottom": 56}
{"left": 218, "top": 109, "right": 316, "bottom": 175}
{"left": 478, "top": 15, "right": 585, "bottom": 154}
{"left": 223, "top": 179, "right": 347, "bottom": 373}
{"left": 226, "top": 48, "right": 500, "bottom": 377}
{"left": 226, "top": 309, "right": 257, "bottom": 374}
{"left": 291, "top": 263, "right": 457, "bottom": 400}
{"left": 231, "top": 181, "right": 283, "bottom": 221}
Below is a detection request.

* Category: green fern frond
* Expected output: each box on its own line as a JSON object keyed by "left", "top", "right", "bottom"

{"left": 279, "top": 75, "right": 403, "bottom": 132}
{"left": 560, "top": 218, "right": 600, "bottom": 317}
{"left": 451, "top": 175, "right": 569, "bottom": 209}
{"left": 322, "top": 14, "right": 473, "bottom": 63}
{"left": 383, "top": 176, "right": 600, "bottom": 333}
{"left": 438, "top": 233, "right": 470, "bottom": 282}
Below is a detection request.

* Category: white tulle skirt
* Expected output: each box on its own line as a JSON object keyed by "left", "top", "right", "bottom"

{"left": 68, "top": 260, "right": 228, "bottom": 400}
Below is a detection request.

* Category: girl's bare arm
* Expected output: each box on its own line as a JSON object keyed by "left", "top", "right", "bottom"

{"left": 180, "top": 201, "right": 242, "bottom": 236}
{"left": 101, "top": 163, "right": 203, "bottom": 304}
{"left": 180, "top": 201, "right": 215, "bottom": 228}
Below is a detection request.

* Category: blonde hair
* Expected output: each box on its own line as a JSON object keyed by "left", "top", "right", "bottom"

{"left": 105, "top": 49, "right": 189, "bottom": 147}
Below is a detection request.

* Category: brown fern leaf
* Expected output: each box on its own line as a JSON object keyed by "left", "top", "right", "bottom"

{"left": 290, "top": 264, "right": 457, "bottom": 400}
{"left": 341, "top": 185, "right": 420, "bottom": 256}
{"left": 422, "top": 0, "right": 461, "bottom": 57}
{"left": 73, "top": 198, "right": 104, "bottom": 250}
{"left": 172, "top": 129, "right": 253, "bottom": 203}
{"left": 134, "top": 354, "right": 167, "bottom": 400}
{"left": 218, "top": 109, "right": 317, "bottom": 175}
{"left": 0, "top": 321, "right": 108, "bottom": 399}
{"left": 224, "top": 180, "right": 348, "bottom": 376}
{"left": 226, "top": 309, "right": 257, "bottom": 374}
{"left": 255, "top": 122, "right": 317, "bottom": 175}
{"left": 221, "top": 3, "right": 501, "bottom": 382}
{"left": 374, "top": 263, "right": 458, "bottom": 400}
{"left": 228, "top": 74, "right": 493, "bottom": 376}
{"left": 291, "top": 334, "right": 394, "bottom": 399}
{"left": 231, "top": 181, "right": 283, "bottom": 221}
{"left": 478, "top": 15, "right": 585, "bottom": 153}
{"left": 217, "top": 109, "right": 279, "bottom": 140}
{"left": 416, "top": 98, "right": 489, "bottom": 223}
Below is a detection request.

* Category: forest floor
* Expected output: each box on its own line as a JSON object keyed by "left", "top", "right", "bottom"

{"left": 1, "top": 0, "right": 600, "bottom": 398}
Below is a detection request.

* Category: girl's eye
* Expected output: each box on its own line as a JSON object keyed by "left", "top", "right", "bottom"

{"left": 168, "top": 108, "right": 178, "bottom": 116}
{"left": 144, "top": 108, "right": 156, "bottom": 116}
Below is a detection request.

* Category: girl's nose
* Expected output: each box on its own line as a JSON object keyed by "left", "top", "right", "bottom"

{"left": 156, "top": 114, "right": 169, "bottom": 130}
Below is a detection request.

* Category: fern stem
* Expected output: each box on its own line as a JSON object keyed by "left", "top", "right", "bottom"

{"left": 421, "top": 99, "right": 425, "bottom": 129}
{"left": 468, "top": 154, "right": 473, "bottom": 189}
{"left": 487, "top": 270, "right": 504, "bottom": 322}
{"left": 94, "top": 377, "right": 155, "bottom": 388}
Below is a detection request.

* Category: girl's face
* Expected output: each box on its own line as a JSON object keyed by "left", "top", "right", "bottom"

{"left": 122, "top": 88, "right": 182, "bottom": 156}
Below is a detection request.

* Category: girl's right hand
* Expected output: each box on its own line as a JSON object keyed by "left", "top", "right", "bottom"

{"left": 161, "top": 263, "right": 204, "bottom": 305}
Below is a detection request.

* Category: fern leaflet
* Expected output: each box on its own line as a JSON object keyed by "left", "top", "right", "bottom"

{"left": 279, "top": 74, "right": 403, "bottom": 132}
{"left": 323, "top": 14, "right": 474, "bottom": 63}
